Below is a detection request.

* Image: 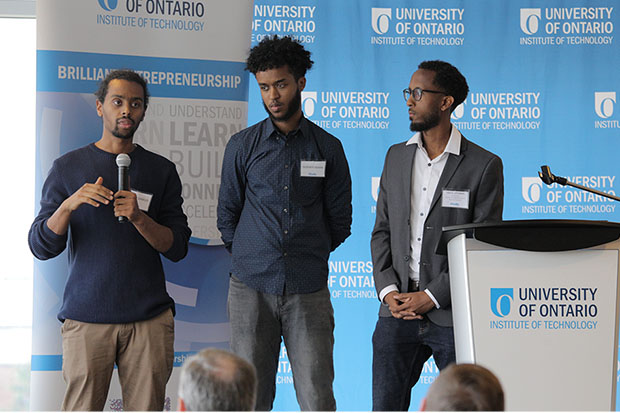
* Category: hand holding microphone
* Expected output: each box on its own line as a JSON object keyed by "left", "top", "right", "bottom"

{"left": 115, "top": 153, "right": 134, "bottom": 223}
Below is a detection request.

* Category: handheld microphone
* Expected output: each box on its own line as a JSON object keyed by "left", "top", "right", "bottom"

{"left": 116, "top": 153, "right": 131, "bottom": 223}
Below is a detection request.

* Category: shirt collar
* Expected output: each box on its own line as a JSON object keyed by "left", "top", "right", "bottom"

{"left": 265, "top": 116, "right": 308, "bottom": 140}
{"left": 405, "top": 123, "right": 462, "bottom": 156}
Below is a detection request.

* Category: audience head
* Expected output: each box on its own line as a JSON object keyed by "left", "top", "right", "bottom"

{"left": 178, "top": 348, "right": 257, "bottom": 411}
{"left": 421, "top": 363, "right": 504, "bottom": 411}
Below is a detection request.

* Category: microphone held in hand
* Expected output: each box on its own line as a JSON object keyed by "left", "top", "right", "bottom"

{"left": 116, "top": 154, "right": 131, "bottom": 223}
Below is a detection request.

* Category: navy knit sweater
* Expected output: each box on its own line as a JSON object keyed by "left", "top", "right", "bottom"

{"left": 29, "top": 143, "right": 191, "bottom": 323}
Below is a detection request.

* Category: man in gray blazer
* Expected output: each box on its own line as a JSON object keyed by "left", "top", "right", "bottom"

{"left": 371, "top": 60, "right": 504, "bottom": 411}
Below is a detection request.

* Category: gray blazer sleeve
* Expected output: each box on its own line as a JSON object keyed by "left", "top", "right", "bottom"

{"left": 371, "top": 146, "right": 401, "bottom": 293}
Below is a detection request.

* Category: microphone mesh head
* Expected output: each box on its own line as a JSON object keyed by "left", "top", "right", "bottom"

{"left": 116, "top": 153, "right": 131, "bottom": 167}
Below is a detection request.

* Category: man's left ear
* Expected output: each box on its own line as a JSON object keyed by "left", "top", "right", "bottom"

{"left": 95, "top": 99, "right": 103, "bottom": 117}
{"left": 297, "top": 76, "right": 306, "bottom": 92}
{"left": 441, "top": 95, "right": 455, "bottom": 112}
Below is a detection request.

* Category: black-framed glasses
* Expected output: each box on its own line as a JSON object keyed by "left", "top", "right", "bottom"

{"left": 403, "top": 87, "right": 446, "bottom": 102}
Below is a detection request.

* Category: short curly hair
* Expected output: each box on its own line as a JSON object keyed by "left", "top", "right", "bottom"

{"left": 418, "top": 60, "right": 468, "bottom": 112}
{"left": 94, "top": 69, "right": 150, "bottom": 109}
{"left": 246, "top": 35, "right": 314, "bottom": 80}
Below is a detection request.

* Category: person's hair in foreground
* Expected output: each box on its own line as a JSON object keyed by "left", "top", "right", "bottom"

{"left": 422, "top": 363, "right": 505, "bottom": 411}
{"left": 178, "top": 348, "right": 257, "bottom": 411}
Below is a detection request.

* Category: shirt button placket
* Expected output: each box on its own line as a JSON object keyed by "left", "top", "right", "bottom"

{"left": 282, "top": 138, "right": 292, "bottom": 257}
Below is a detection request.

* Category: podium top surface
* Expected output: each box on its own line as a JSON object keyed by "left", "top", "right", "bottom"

{"left": 440, "top": 219, "right": 620, "bottom": 253}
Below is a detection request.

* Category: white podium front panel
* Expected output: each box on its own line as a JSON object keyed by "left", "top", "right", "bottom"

{"left": 449, "top": 235, "right": 620, "bottom": 411}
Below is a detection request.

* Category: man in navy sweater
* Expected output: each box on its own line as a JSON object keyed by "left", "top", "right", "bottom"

{"left": 29, "top": 69, "right": 191, "bottom": 411}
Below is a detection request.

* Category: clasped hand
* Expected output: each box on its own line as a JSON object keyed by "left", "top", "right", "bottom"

{"left": 385, "top": 290, "right": 435, "bottom": 320}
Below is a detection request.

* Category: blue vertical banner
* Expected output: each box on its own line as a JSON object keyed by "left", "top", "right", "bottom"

{"left": 246, "top": 0, "right": 620, "bottom": 411}
{"left": 32, "top": 0, "right": 252, "bottom": 410}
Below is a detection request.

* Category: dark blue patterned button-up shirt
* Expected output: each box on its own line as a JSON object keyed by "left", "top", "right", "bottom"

{"left": 217, "top": 117, "right": 352, "bottom": 295}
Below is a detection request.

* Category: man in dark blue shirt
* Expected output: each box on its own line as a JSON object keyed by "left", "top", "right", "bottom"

{"left": 29, "top": 70, "right": 191, "bottom": 410}
{"left": 217, "top": 35, "right": 352, "bottom": 411}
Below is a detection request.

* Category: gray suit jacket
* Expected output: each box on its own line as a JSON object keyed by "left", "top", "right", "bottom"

{"left": 371, "top": 135, "right": 504, "bottom": 327}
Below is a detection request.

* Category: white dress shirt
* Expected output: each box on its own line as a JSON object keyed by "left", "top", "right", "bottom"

{"left": 379, "top": 125, "right": 462, "bottom": 307}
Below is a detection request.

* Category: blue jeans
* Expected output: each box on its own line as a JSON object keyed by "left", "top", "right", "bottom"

{"left": 372, "top": 316, "right": 456, "bottom": 411}
{"left": 227, "top": 275, "right": 336, "bottom": 411}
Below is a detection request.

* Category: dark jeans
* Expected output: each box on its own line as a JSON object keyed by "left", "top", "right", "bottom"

{"left": 228, "top": 275, "right": 336, "bottom": 411}
{"left": 372, "top": 316, "right": 456, "bottom": 411}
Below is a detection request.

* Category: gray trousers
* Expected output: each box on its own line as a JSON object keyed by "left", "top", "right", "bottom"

{"left": 228, "top": 275, "right": 336, "bottom": 411}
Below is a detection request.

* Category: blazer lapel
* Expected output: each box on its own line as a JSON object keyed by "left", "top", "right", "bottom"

{"left": 428, "top": 138, "right": 467, "bottom": 214}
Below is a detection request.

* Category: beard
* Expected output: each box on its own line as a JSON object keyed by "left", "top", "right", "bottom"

{"left": 112, "top": 117, "right": 139, "bottom": 140}
{"left": 409, "top": 108, "right": 441, "bottom": 132}
{"left": 263, "top": 88, "right": 302, "bottom": 123}
{"left": 112, "top": 128, "right": 135, "bottom": 140}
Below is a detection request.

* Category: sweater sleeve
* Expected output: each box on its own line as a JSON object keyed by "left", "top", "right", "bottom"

{"left": 158, "top": 162, "right": 191, "bottom": 262}
{"left": 28, "top": 160, "right": 69, "bottom": 260}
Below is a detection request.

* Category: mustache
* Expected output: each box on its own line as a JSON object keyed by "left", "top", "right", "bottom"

{"left": 117, "top": 116, "right": 134, "bottom": 124}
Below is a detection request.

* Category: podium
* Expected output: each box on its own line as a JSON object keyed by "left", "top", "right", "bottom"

{"left": 441, "top": 220, "right": 620, "bottom": 411}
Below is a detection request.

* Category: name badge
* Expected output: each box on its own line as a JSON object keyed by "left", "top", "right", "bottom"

{"left": 442, "top": 189, "right": 469, "bottom": 209}
{"left": 300, "top": 160, "right": 326, "bottom": 177}
{"left": 131, "top": 189, "right": 153, "bottom": 212}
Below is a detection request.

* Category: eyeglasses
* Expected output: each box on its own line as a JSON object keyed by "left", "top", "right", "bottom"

{"left": 403, "top": 87, "right": 446, "bottom": 102}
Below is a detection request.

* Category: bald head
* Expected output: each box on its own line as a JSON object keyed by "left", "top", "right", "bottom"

{"left": 178, "top": 348, "right": 257, "bottom": 411}
{"left": 423, "top": 364, "right": 504, "bottom": 411}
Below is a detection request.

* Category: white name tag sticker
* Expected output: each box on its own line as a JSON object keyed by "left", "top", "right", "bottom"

{"left": 442, "top": 189, "right": 469, "bottom": 209}
{"left": 300, "top": 160, "right": 326, "bottom": 177}
{"left": 132, "top": 190, "right": 153, "bottom": 212}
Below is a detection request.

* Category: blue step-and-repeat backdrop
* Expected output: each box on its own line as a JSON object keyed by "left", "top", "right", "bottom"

{"left": 244, "top": 0, "right": 619, "bottom": 410}
{"left": 245, "top": 0, "right": 620, "bottom": 410}
{"left": 33, "top": 0, "right": 619, "bottom": 411}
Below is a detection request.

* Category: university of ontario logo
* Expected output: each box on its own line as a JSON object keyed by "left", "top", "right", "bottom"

{"left": 490, "top": 288, "right": 513, "bottom": 317}
{"left": 301, "top": 91, "right": 318, "bottom": 117}
{"left": 595, "top": 92, "right": 616, "bottom": 119}
{"left": 371, "top": 8, "right": 391, "bottom": 35}
{"left": 520, "top": 8, "right": 541, "bottom": 35}
{"left": 371, "top": 177, "right": 381, "bottom": 202}
{"left": 98, "top": 0, "right": 118, "bottom": 11}
{"left": 522, "top": 177, "right": 543, "bottom": 203}
{"left": 451, "top": 102, "right": 465, "bottom": 120}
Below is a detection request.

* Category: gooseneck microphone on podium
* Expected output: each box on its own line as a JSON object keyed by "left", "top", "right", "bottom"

{"left": 116, "top": 154, "right": 131, "bottom": 223}
{"left": 538, "top": 165, "right": 620, "bottom": 202}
